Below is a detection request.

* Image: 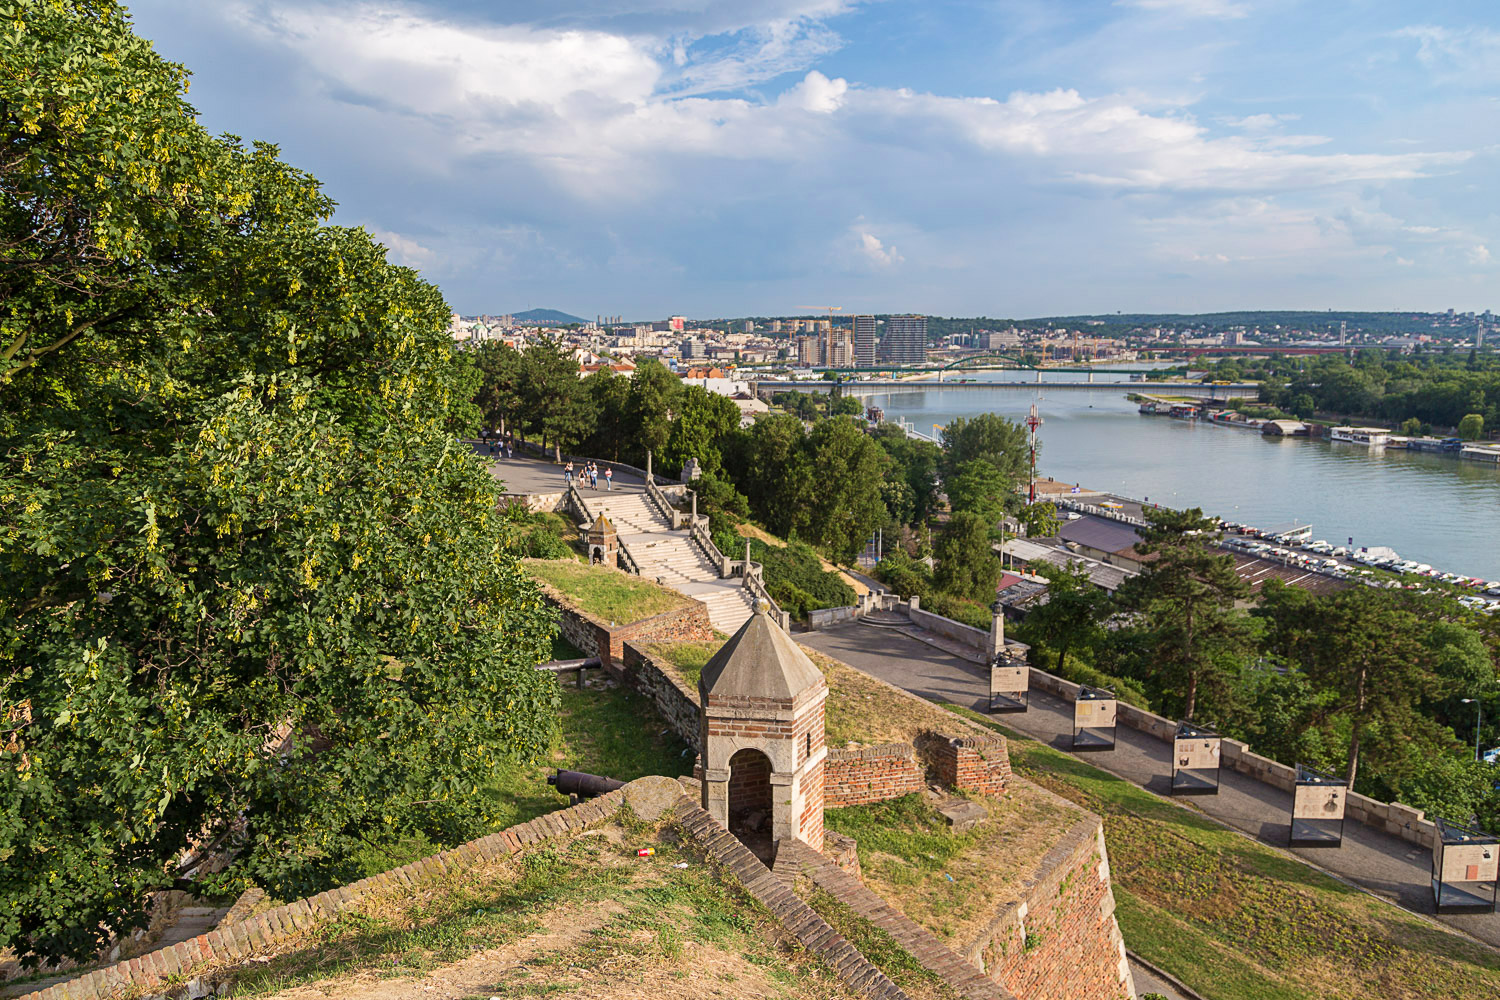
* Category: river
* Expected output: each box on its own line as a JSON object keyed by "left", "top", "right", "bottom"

{"left": 862, "top": 367, "right": 1500, "bottom": 581}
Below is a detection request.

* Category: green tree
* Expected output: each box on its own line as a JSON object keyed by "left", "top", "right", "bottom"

{"left": 662, "top": 385, "right": 739, "bottom": 475}
{"left": 939, "top": 413, "right": 1029, "bottom": 485}
{"left": 933, "top": 512, "right": 1000, "bottom": 602}
{"left": 802, "top": 417, "right": 888, "bottom": 563}
{"left": 579, "top": 368, "right": 631, "bottom": 461}
{"left": 1290, "top": 393, "right": 1316, "bottom": 419}
{"left": 1266, "top": 589, "right": 1438, "bottom": 787}
{"left": 1459, "top": 413, "right": 1485, "bottom": 440}
{"left": 626, "top": 359, "right": 682, "bottom": 465}
{"left": 1117, "top": 507, "right": 1253, "bottom": 721}
{"left": 1025, "top": 561, "right": 1107, "bottom": 674}
{"left": 739, "top": 413, "right": 814, "bottom": 538}
{"left": 519, "top": 336, "right": 591, "bottom": 460}
{"left": 471, "top": 342, "right": 524, "bottom": 436}
{"left": 0, "top": 4, "right": 558, "bottom": 966}
{"left": 871, "top": 426, "right": 942, "bottom": 525}
{"left": 1017, "top": 501, "right": 1061, "bottom": 539}
{"left": 875, "top": 551, "right": 932, "bottom": 599}
{"left": 946, "top": 459, "right": 1011, "bottom": 525}
{"left": 1400, "top": 416, "right": 1423, "bottom": 437}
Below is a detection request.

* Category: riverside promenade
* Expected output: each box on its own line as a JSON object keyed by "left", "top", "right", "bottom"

{"left": 797, "top": 621, "right": 1500, "bottom": 952}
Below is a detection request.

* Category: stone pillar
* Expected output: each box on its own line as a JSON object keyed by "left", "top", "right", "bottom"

{"left": 646, "top": 450, "right": 653, "bottom": 482}
{"left": 989, "top": 601, "right": 1005, "bottom": 660}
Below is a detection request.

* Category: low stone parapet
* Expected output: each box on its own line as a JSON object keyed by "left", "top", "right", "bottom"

{"left": 824, "top": 743, "right": 926, "bottom": 806}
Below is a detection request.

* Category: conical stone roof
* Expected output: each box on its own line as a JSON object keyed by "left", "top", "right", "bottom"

{"left": 588, "top": 513, "right": 615, "bottom": 535}
{"left": 699, "top": 607, "right": 824, "bottom": 701}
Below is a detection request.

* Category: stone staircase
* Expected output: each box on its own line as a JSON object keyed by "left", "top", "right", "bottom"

{"left": 586, "top": 490, "right": 757, "bottom": 634}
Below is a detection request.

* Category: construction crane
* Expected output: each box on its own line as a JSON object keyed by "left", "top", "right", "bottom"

{"left": 795, "top": 306, "right": 842, "bottom": 334}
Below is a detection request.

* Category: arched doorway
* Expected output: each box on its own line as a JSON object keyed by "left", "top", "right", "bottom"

{"left": 727, "top": 748, "right": 773, "bottom": 844}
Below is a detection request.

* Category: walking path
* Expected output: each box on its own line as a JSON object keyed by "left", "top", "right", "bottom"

{"left": 491, "top": 450, "right": 755, "bottom": 633}
{"left": 796, "top": 621, "right": 1500, "bottom": 952}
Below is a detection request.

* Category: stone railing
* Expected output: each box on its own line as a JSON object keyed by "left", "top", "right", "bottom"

{"left": 737, "top": 559, "right": 790, "bottom": 631}
{"left": 566, "top": 482, "right": 640, "bottom": 574}
{"left": 644, "top": 476, "right": 685, "bottom": 528}
{"left": 687, "top": 513, "right": 731, "bottom": 577}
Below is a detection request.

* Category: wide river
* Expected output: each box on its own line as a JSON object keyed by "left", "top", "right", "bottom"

{"left": 862, "top": 367, "right": 1500, "bottom": 580}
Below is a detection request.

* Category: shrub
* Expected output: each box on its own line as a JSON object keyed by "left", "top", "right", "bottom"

{"left": 920, "top": 592, "right": 993, "bottom": 631}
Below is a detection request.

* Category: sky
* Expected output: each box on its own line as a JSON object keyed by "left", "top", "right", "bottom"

{"left": 125, "top": 0, "right": 1499, "bottom": 320}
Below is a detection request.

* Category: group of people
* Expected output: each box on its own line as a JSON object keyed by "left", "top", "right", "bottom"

{"left": 563, "top": 460, "right": 612, "bottom": 490}
{"left": 479, "top": 429, "right": 513, "bottom": 459}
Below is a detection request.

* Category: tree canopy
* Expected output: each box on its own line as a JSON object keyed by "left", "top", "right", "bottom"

{"left": 1, "top": 2, "right": 557, "bottom": 965}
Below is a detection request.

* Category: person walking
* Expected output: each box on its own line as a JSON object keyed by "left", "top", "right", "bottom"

{"left": 604, "top": 466, "right": 613, "bottom": 490}
{"left": 564, "top": 460, "right": 574, "bottom": 487}
{"left": 505, "top": 437, "right": 513, "bottom": 460}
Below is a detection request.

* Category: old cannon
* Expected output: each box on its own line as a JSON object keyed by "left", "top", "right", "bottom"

{"left": 548, "top": 769, "right": 625, "bottom": 800}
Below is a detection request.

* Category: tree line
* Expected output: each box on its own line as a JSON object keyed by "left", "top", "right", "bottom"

{"left": 1018, "top": 508, "right": 1500, "bottom": 829}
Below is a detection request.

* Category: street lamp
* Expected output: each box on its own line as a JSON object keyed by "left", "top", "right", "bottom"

{"left": 1462, "top": 698, "right": 1483, "bottom": 762}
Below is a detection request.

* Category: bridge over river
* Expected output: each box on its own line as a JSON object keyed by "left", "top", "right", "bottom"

{"left": 752, "top": 378, "right": 1261, "bottom": 400}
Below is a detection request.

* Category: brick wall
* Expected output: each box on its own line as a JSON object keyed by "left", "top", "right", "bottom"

{"left": 621, "top": 642, "right": 702, "bottom": 750}
{"left": 799, "top": 759, "right": 825, "bottom": 851}
{"left": 964, "top": 815, "right": 1133, "bottom": 1000}
{"left": 926, "top": 734, "right": 1012, "bottom": 797}
{"left": 824, "top": 744, "right": 926, "bottom": 806}
{"left": 727, "top": 748, "right": 773, "bottom": 822}
{"left": 537, "top": 585, "right": 715, "bottom": 672}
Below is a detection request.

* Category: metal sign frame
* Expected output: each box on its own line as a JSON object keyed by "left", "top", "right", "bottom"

{"left": 989, "top": 658, "right": 1029, "bottom": 713}
{"left": 1289, "top": 763, "right": 1347, "bottom": 847}
{"left": 1433, "top": 817, "right": 1500, "bottom": 913}
{"left": 1072, "top": 685, "right": 1117, "bottom": 752}
{"left": 1171, "top": 721, "right": 1222, "bottom": 796}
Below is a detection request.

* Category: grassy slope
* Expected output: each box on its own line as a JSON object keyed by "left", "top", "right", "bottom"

{"left": 945, "top": 704, "right": 1500, "bottom": 1000}
{"left": 481, "top": 679, "right": 694, "bottom": 833}
{"left": 229, "top": 813, "right": 861, "bottom": 1000}
{"left": 523, "top": 558, "right": 692, "bottom": 624}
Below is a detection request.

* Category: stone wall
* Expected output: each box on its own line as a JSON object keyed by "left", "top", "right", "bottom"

{"left": 965, "top": 815, "right": 1133, "bottom": 1000}
{"left": 1026, "top": 665, "right": 1439, "bottom": 849}
{"left": 926, "top": 734, "right": 1011, "bottom": 797}
{"left": 909, "top": 606, "right": 990, "bottom": 654}
{"left": 808, "top": 605, "right": 860, "bottom": 629}
{"left": 824, "top": 744, "right": 926, "bottom": 806}
{"left": 621, "top": 642, "right": 703, "bottom": 750}
{"left": 537, "top": 585, "right": 715, "bottom": 673}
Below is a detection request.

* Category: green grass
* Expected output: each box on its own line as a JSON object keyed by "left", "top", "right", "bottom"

{"left": 480, "top": 680, "right": 694, "bottom": 832}
{"left": 548, "top": 634, "right": 586, "bottom": 661}
{"left": 523, "top": 558, "right": 692, "bottom": 624}
{"left": 225, "top": 819, "right": 854, "bottom": 1000}
{"left": 802, "top": 888, "right": 964, "bottom": 1000}
{"left": 944, "top": 703, "right": 1500, "bottom": 1000}
{"left": 635, "top": 639, "right": 721, "bottom": 687}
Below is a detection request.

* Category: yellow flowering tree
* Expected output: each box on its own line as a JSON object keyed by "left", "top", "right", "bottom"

{"left": 0, "top": 1, "right": 556, "bottom": 965}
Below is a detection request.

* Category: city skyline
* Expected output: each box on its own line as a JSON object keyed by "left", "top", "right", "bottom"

{"left": 127, "top": 0, "right": 1499, "bottom": 317}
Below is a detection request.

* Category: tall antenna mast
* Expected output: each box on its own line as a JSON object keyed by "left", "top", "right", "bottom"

{"left": 1024, "top": 403, "right": 1043, "bottom": 505}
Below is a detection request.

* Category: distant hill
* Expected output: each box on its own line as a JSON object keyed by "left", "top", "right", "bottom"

{"left": 508, "top": 307, "right": 586, "bottom": 325}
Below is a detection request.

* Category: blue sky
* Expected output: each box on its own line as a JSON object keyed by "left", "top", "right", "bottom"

{"left": 126, "top": 0, "right": 1498, "bottom": 319}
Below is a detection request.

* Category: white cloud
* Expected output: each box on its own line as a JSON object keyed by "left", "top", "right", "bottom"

{"left": 781, "top": 70, "right": 847, "bottom": 112}
{"left": 1396, "top": 25, "right": 1500, "bottom": 83}
{"left": 368, "top": 227, "right": 438, "bottom": 269}
{"left": 855, "top": 229, "right": 903, "bottom": 267}
{"left": 1116, "top": 0, "right": 1249, "bottom": 20}
{"left": 1470, "top": 244, "right": 1492, "bottom": 266}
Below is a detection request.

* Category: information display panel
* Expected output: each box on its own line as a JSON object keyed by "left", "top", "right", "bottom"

{"left": 1433, "top": 818, "right": 1500, "bottom": 913}
{"left": 1289, "top": 764, "right": 1347, "bottom": 847}
{"left": 1171, "top": 721, "right": 1221, "bottom": 795}
{"left": 1072, "top": 686, "right": 1117, "bottom": 752}
{"left": 989, "top": 662, "right": 1029, "bottom": 713}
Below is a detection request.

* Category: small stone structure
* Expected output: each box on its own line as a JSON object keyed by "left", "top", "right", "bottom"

{"left": 699, "top": 609, "right": 828, "bottom": 851}
{"left": 585, "top": 513, "right": 618, "bottom": 568}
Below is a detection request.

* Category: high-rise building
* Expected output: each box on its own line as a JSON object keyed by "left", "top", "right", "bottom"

{"left": 853, "top": 315, "right": 877, "bottom": 368}
{"left": 795, "top": 335, "right": 819, "bottom": 366}
{"left": 669, "top": 315, "right": 687, "bottom": 332}
{"left": 882, "top": 315, "right": 927, "bottom": 364}
{"left": 823, "top": 329, "right": 854, "bottom": 368}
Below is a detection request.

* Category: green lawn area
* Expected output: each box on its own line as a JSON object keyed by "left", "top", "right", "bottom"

{"left": 824, "top": 786, "right": 1074, "bottom": 945}
{"left": 944, "top": 703, "right": 1500, "bottom": 1000}
{"left": 634, "top": 639, "right": 961, "bottom": 747}
{"left": 481, "top": 677, "right": 695, "bottom": 832}
{"left": 523, "top": 558, "right": 694, "bottom": 625}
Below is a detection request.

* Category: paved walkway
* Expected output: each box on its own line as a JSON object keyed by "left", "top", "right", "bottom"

{"left": 796, "top": 621, "right": 1500, "bottom": 952}
{"left": 467, "top": 443, "right": 648, "bottom": 496}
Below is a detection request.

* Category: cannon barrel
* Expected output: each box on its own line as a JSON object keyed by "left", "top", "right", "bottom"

{"left": 548, "top": 769, "right": 625, "bottom": 799}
